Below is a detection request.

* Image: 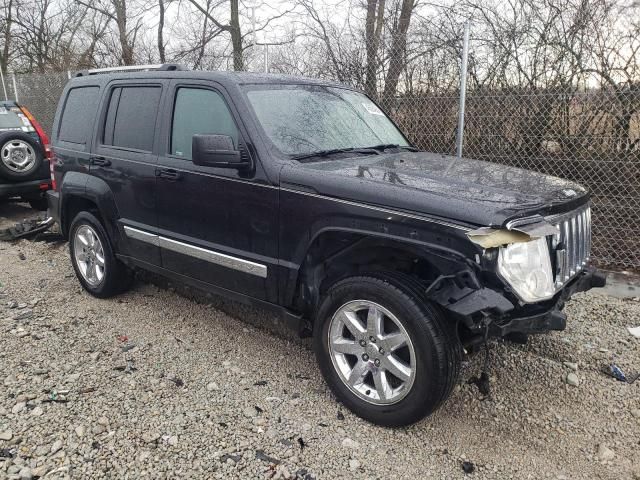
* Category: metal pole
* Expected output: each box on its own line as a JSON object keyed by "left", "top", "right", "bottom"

{"left": 0, "top": 69, "right": 7, "bottom": 101}
{"left": 11, "top": 72, "right": 18, "bottom": 103}
{"left": 456, "top": 21, "right": 470, "bottom": 158}
{"left": 264, "top": 44, "right": 268, "bottom": 73}
{"left": 67, "top": 70, "right": 72, "bottom": 80}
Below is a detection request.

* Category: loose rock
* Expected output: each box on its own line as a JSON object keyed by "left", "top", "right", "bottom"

{"left": 341, "top": 438, "right": 360, "bottom": 449}
{"left": 50, "top": 440, "right": 63, "bottom": 455}
{"left": 142, "top": 431, "right": 161, "bottom": 444}
{"left": 597, "top": 443, "right": 615, "bottom": 461}
{"left": 564, "top": 372, "right": 579, "bottom": 386}
{"left": 18, "top": 466, "right": 33, "bottom": 480}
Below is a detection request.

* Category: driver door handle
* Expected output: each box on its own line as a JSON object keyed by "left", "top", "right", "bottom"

{"left": 156, "top": 168, "right": 181, "bottom": 181}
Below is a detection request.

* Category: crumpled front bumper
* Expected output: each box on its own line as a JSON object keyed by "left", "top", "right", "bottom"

{"left": 489, "top": 266, "right": 606, "bottom": 337}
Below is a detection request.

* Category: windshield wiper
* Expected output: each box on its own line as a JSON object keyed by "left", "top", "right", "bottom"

{"left": 364, "top": 143, "right": 419, "bottom": 152}
{"left": 292, "top": 147, "right": 376, "bottom": 162}
{"left": 291, "top": 144, "right": 418, "bottom": 162}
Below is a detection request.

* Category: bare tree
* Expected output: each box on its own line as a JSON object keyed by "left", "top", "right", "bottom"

{"left": 0, "top": 0, "right": 14, "bottom": 73}
{"left": 186, "top": 0, "right": 244, "bottom": 70}
{"left": 365, "top": 0, "right": 385, "bottom": 98}
{"left": 382, "top": 0, "right": 416, "bottom": 104}
{"left": 157, "top": 0, "right": 166, "bottom": 63}
{"left": 76, "top": 0, "right": 146, "bottom": 65}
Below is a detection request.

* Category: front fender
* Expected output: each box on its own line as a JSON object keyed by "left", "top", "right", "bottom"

{"left": 280, "top": 189, "right": 481, "bottom": 306}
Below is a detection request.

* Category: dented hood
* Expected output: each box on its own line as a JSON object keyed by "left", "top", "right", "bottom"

{"left": 281, "top": 151, "right": 589, "bottom": 227}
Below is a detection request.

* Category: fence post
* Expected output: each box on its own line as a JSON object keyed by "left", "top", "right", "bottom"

{"left": 0, "top": 69, "right": 7, "bottom": 101}
{"left": 456, "top": 21, "right": 470, "bottom": 158}
{"left": 264, "top": 44, "right": 269, "bottom": 73}
{"left": 67, "top": 70, "right": 72, "bottom": 79}
{"left": 11, "top": 72, "right": 19, "bottom": 103}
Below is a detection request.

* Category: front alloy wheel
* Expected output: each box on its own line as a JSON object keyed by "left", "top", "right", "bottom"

{"left": 314, "top": 274, "right": 461, "bottom": 426}
{"left": 328, "top": 300, "right": 416, "bottom": 405}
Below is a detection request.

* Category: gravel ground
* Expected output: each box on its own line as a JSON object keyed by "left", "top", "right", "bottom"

{"left": 1, "top": 205, "right": 639, "bottom": 479}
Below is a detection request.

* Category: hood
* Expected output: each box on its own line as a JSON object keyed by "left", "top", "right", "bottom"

{"left": 280, "top": 151, "right": 589, "bottom": 227}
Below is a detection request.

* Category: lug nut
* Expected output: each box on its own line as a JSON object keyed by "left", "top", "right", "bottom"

{"left": 379, "top": 348, "right": 385, "bottom": 355}
{"left": 359, "top": 339, "right": 366, "bottom": 347}
{"left": 362, "top": 353, "right": 369, "bottom": 361}
{"left": 369, "top": 336, "right": 376, "bottom": 343}
{"left": 374, "top": 359, "right": 381, "bottom": 367}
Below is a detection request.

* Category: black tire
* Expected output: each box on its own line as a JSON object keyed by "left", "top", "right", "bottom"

{"left": 0, "top": 132, "right": 44, "bottom": 181}
{"left": 69, "top": 211, "right": 133, "bottom": 298}
{"left": 313, "top": 273, "right": 461, "bottom": 426}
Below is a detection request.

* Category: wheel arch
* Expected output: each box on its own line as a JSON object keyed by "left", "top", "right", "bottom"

{"left": 60, "top": 174, "right": 120, "bottom": 250}
{"left": 287, "top": 227, "right": 479, "bottom": 324}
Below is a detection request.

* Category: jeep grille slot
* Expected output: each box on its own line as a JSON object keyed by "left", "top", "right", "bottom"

{"left": 551, "top": 205, "right": 591, "bottom": 287}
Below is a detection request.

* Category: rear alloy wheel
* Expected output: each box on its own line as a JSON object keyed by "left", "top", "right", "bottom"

{"left": 69, "top": 211, "right": 133, "bottom": 298}
{"left": 73, "top": 225, "right": 106, "bottom": 287}
{"left": 314, "top": 275, "right": 460, "bottom": 426}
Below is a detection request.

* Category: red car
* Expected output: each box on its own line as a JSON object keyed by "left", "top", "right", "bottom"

{"left": 0, "top": 100, "right": 52, "bottom": 210}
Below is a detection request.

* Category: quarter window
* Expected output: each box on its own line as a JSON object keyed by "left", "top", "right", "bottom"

{"left": 102, "top": 86, "right": 161, "bottom": 151}
{"left": 171, "top": 88, "right": 238, "bottom": 160}
{"left": 58, "top": 86, "right": 100, "bottom": 144}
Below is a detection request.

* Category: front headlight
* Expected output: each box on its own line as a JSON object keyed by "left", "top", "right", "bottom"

{"left": 498, "top": 237, "right": 555, "bottom": 303}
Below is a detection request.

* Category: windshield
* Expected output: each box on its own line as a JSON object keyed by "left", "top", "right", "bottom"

{"left": 245, "top": 85, "right": 409, "bottom": 156}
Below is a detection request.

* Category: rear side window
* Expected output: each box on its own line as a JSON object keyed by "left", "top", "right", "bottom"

{"left": 58, "top": 86, "right": 100, "bottom": 144}
{"left": 171, "top": 88, "right": 238, "bottom": 160}
{"left": 103, "top": 86, "right": 161, "bottom": 151}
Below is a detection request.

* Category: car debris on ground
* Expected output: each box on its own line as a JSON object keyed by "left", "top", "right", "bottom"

{"left": 0, "top": 214, "right": 55, "bottom": 241}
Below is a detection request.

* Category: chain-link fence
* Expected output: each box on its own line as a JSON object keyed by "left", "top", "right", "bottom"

{"left": 3, "top": 72, "right": 70, "bottom": 133}
{"left": 383, "top": 89, "right": 640, "bottom": 271}
{"left": 4, "top": 72, "right": 639, "bottom": 271}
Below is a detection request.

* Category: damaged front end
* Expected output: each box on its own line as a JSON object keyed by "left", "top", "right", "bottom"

{"left": 426, "top": 203, "right": 605, "bottom": 343}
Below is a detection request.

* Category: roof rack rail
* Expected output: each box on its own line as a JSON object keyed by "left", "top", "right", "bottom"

{"left": 75, "top": 63, "right": 187, "bottom": 77}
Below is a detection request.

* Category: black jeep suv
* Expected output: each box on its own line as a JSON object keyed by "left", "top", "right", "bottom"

{"left": 47, "top": 64, "right": 604, "bottom": 426}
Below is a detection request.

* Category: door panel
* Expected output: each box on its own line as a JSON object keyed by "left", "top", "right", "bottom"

{"left": 155, "top": 82, "right": 279, "bottom": 302}
{"left": 91, "top": 82, "right": 163, "bottom": 266}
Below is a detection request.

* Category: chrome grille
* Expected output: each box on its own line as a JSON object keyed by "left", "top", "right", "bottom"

{"left": 550, "top": 205, "right": 591, "bottom": 287}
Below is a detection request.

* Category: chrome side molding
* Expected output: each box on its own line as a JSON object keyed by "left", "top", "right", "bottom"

{"left": 123, "top": 226, "right": 159, "bottom": 246}
{"left": 123, "top": 226, "right": 267, "bottom": 278}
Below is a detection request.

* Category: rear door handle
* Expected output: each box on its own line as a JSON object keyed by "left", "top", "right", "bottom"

{"left": 90, "top": 156, "right": 111, "bottom": 167}
{"left": 156, "top": 168, "right": 181, "bottom": 181}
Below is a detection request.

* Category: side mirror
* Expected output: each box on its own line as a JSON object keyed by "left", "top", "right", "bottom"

{"left": 192, "top": 134, "right": 249, "bottom": 169}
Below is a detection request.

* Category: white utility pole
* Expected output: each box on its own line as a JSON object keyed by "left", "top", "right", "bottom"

{"left": 456, "top": 21, "right": 470, "bottom": 158}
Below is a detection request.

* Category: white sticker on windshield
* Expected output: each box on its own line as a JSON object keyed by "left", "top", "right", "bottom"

{"left": 362, "top": 102, "right": 384, "bottom": 116}
{"left": 0, "top": 107, "right": 7, "bottom": 115}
